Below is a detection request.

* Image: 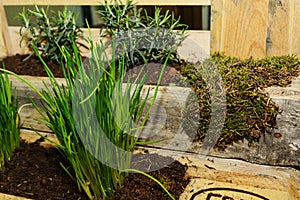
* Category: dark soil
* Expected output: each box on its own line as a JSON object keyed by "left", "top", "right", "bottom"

{"left": 112, "top": 154, "right": 189, "bottom": 200}
{"left": 0, "top": 54, "right": 189, "bottom": 199}
{"left": 2, "top": 54, "right": 64, "bottom": 78}
{"left": 0, "top": 140, "right": 88, "bottom": 200}
{"left": 0, "top": 139, "right": 189, "bottom": 200}
{"left": 1, "top": 54, "right": 186, "bottom": 86}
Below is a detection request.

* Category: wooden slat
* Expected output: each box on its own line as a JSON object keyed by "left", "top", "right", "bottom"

{"left": 7, "top": 26, "right": 210, "bottom": 61}
{"left": 0, "top": 16, "right": 7, "bottom": 58}
{"left": 211, "top": 0, "right": 300, "bottom": 58}
{"left": 3, "top": 0, "right": 211, "bottom": 6}
{"left": 289, "top": 1, "right": 300, "bottom": 56}
{"left": 266, "top": 0, "right": 290, "bottom": 56}
{"left": 210, "top": 0, "right": 223, "bottom": 55}
{"left": 267, "top": 0, "right": 300, "bottom": 57}
{"left": 0, "top": 0, "right": 10, "bottom": 58}
{"left": 211, "top": 0, "right": 269, "bottom": 59}
{"left": 14, "top": 74, "right": 193, "bottom": 145}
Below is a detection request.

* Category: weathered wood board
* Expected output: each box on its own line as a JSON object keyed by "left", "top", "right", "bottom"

{"left": 16, "top": 129, "right": 300, "bottom": 200}
{"left": 211, "top": 0, "right": 300, "bottom": 58}
{"left": 5, "top": 26, "right": 210, "bottom": 63}
{"left": 13, "top": 75, "right": 195, "bottom": 151}
{"left": 12, "top": 74, "right": 300, "bottom": 166}
{"left": 0, "top": 2, "right": 9, "bottom": 58}
{"left": 2, "top": 0, "right": 211, "bottom": 6}
{"left": 267, "top": 0, "right": 300, "bottom": 57}
{"left": 211, "top": 0, "right": 269, "bottom": 58}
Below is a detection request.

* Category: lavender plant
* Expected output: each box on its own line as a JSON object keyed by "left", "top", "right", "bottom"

{"left": 17, "top": 5, "right": 87, "bottom": 63}
{"left": 98, "top": 0, "right": 188, "bottom": 66}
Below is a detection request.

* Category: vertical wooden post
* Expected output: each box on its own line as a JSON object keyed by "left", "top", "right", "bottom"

{"left": 267, "top": 0, "right": 300, "bottom": 56}
{"left": 0, "top": 0, "right": 12, "bottom": 58}
{"left": 211, "top": 0, "right": 269, "bottom": 59}
{"left": 0, "top": 2, "right": 7, "bottom": 58}
{"left": 210, "top": 0, "right": 223, "bottom": 55}
{"left": 266, "top": 0, "right": 289, "bottom": 56}
{"left": 289, "top": 1, "right": 300, "bottom": 56}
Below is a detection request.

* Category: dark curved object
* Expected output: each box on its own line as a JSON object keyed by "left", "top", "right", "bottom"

{"left": 190, "top": 187, "right": 269, "bottom": 200}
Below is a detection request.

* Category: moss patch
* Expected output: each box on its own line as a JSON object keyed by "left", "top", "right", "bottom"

{"left": 180, "top": 53, "right": 300, "bottom": 149}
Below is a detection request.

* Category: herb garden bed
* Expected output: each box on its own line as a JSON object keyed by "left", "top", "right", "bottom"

{"left": 1, "top": 53, "right": 300, "bottom": 199}
{"left": 1, "top": 55, "right": 193, "bottom": 199}
{"left": 1, "top": 132, "right": 189, "bottom": 200}
{"left": 1, "top": 130, "right": 300, "bottom": 199}
{"left": 4, "top": 54, "right": 300, "bottom": 166}
{"left": 1, "top": 1, "right": 300, "bottom": 199}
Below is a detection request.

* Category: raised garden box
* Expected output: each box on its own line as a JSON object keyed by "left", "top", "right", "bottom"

{"left": 12, "top": 74, "right": 300, "bottom": 167}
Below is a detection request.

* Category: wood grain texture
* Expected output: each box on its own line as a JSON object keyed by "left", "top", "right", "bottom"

{"left": 0, "top": 18, "right": 7, "bottom": 58}
{"left": 267, "top": 0, "right": 290, "bottom": 56}
{"left": 267, "top": 0, "right": 300, "bottom": 57}
{"left": 289, "top": 0, "right": 300, "bottom": 56}
{"left": 0, "top": 0, "right": 9, "bottom": 58}
{"left": 3, "top": 0, "right": 211, "bottom": 6}
{"left": 7, "top": 26, "right": 210, "bottom": 60}
{"left": 210, "top": 0, "right": 224, "bottom": 55}
{"left": 211, "top": 0, "right": 269, "bottom": 59}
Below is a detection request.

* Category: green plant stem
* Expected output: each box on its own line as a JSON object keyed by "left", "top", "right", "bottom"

{"left": 0, "top": 69, "right": 46, "bottom": 102}
{"left": 122, "top": 168, "right": 175, "bottom": 200}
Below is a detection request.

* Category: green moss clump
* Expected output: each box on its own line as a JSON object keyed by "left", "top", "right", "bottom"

{"left": 181, "top": 53, "right": 300, "bottom": 149}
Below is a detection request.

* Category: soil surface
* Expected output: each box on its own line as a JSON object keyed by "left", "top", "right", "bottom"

{"left": 0, "top": 54, "right": 189, "bottom": 199}
{"left": 2, "top": 54, "right": 64, "bottom": 78}
{"left": 0, "top": 139, "right": 189, "bottom": 200}
{"left": 1, "top": 54, "right": 186, "bottom": 86}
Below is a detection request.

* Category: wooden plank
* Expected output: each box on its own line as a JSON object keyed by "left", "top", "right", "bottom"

{"left": 3, "top": 0, "right": 211, "bottom": 6}
{"left": 5, "top": 26, "right": 30, "bottom": 55}
{"left": 20, "top": 129, "right": 59, "bottom": 149}
{"left": 210, "top": 0, "right": 223, "bottom": 55}
{"left": 17, "top": 129, "right": 300, "bottom": 200}
{"left": 289, "top": 0, "right": 300, "bottom": 56}
{"left": 0, "top": 192, "right": 32, "bottom": 200}
{"left": 0, "top": 0, "right": 8, "bottom": 58}
{"left": 19, "top": 104, "right": 52, "bottom": 132}
{"left": 211, "top": 0, "right": 269, "bottom": 59}
{"left": 7, "top": 26, "right": 210, "bottom": 60}
{"left": 266, "top": 0, "right": 300, "bottom": 57}
{"left": 14, "top": 74, "right": 194, "bottom": 148}
{"left": 0, "top": 19, "right": 6, "bottom": 58}
{"left": 266, "top": 0, "right": 290, "bottom": 56}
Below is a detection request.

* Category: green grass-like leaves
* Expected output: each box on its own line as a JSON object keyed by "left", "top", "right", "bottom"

{"left": 0, "top": 70, "right": 20, "bottom": 169}
{"left": 0, "top": 36, "right": 172, "bottom": 198}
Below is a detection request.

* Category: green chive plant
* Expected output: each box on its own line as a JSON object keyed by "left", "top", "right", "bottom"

{"left": 17, "top": 5, "right": 87, "bottom": 63}
{"left": 98, "top": 0, "right": 188, "bottom": 66}
{"left": 0, "top": 35, "right": 173, "bottom": 199}
{"left": 0, "top": 70, "right": 20, "bottom": 169}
